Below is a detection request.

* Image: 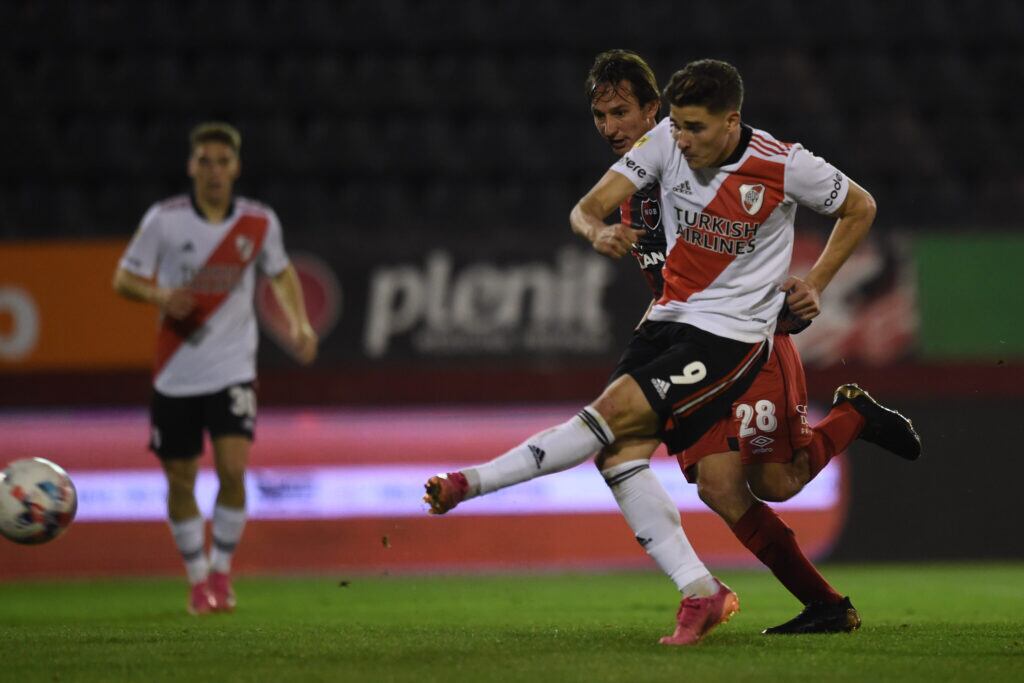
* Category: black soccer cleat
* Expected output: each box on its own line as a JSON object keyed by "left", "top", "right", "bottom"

{"left": 762, "top": 596, "right": 861, "bottom": 635}
{"left": 833, "top": 383, "right": 922, "bottom": 461}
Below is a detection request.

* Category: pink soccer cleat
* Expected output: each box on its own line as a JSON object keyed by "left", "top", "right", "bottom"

{"left": 208, "top": 571, "right": 236, "bottom": 612}
{"left": 659, "top": 578, "right": 740, "bottom": 645}
{"left": 187, "top": 580, "right": 216, "bottom": 616}
{"left": 423, "top": 472, "right": 469, "bottom": 515}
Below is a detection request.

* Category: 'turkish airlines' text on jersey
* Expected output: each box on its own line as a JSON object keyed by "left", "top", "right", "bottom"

{"left": 612, "top": 120, "right": 849, "bottom": 343}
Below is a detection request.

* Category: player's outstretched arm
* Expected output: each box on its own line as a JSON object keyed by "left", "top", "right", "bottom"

{"left": 788, "top": 180, "right": 877, "bottom": 319}
{"left": 269, "top": 263, "right": 318, "bottom": 366}
{"left": 570, "top": 170, "right": 645, "bottom": 259}
{"left": 112, "top": 268, "right": 195, "bottom": 320}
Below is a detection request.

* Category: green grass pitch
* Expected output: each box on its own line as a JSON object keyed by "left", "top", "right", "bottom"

{"left": 1, "top": 563, "right": 1022, "bottom": 682}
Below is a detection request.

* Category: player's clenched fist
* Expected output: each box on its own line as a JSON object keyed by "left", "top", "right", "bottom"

{"left": 591, "top": 223, "right": 646, "bottom": 259}
{"left": 780, "top": 275, "right": 821, "bottom": 320}
{"left": 290, "top": 322, "right": 319, "bottom": 366}
{"left": 158, "top": 287, "right": 196, "bottom": 320}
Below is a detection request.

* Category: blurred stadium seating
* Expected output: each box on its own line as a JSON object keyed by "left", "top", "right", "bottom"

{"left": 2, "top": 0, "right": 1023, "bottom": 239}
{"left": 2, "top": 0, "right": 1023, "bottom": 576}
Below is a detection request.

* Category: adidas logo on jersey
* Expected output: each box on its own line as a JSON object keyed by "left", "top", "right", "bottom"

{"left": 651, "top": 378, "right": 671, "bottom": 399}
{"left": 635, "top": 535, "right": 653, "bottom": 548}
{"left": 671, "top": 180, "right": 693, "bottom": 196}
{"left": 180, "top": 241, "right": 195, "bottom": 252}
{"left": 528, "top": 444, "right": 546, "bottom": 469}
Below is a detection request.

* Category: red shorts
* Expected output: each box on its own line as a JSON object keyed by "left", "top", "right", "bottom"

{"left": 676, "top": 334, "right": 812, "bottom": 482}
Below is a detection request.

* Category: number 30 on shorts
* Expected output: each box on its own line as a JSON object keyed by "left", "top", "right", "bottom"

{"left": 736, "top": 399, "right": 777, "bottom": 436}
{"left": 228, "top": 386, "right": 257, "bottom": 419}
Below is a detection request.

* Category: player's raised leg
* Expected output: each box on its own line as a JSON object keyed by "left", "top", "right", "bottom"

{"left": 423, "top": 406, "right": 614, "bottom": 514}
{"left": 208, "top": 434, "right": 250, "bottom": 613}
{"left": 749, "top": 383, "right": 922, "bottom": 503}
{"left": 424, "top": 374, "right": 657, "bottom": 514}
{"left": 830, "top": 383, "right": 921, "bottom": 458}
{"left": 803, "top": 382, "right": 920, "bottom": 482}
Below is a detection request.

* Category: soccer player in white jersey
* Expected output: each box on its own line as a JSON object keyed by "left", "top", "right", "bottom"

{"left": 588, "top": 53, "right": 918, "bottom": 637}
{"left": 425, "top": 58, "right": 891, "bottom": 643}
{"left": 113, "top": 122, "right": 318, "bottom": 615}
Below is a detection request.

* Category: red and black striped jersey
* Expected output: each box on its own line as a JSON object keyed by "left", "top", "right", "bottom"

{"left": 619, "top": 180, "right": 667, "bottom": 298}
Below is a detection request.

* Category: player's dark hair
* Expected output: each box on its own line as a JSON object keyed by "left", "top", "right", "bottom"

{"left": 663, "top": 59, "right": 744, "bottom": 113}
{"left": 189, "top": 121, "right": 242, "bottom": 154}
{"left": 585, "top": 49, "right": 660, "bottom": 108}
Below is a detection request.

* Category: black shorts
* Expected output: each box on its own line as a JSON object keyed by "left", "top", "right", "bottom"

{"left": 149, "top": 382, "right": 257, "bottom": 460}
{"left": 608, "top": 321, "right": 767, "bottom": 453}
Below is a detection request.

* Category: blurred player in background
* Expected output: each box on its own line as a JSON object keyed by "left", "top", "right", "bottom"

{"left": 426, "top": 54, "right": 919, "bottom": 642}
{"left": 113, "top": 122, "right": 318, "bottom": 615}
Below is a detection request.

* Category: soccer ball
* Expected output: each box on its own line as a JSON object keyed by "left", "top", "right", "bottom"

{"left": 0, "top": 458, "right": 78, "bottom": 545}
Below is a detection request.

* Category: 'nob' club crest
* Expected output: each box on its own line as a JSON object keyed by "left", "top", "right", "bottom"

{"left": 640, "top": 197, "right": 661, "bottom": 229}
{"left": 739, "top": 183, "right": 766, "bottom": 215}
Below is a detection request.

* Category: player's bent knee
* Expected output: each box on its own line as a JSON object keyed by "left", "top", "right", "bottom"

{"left": 748, "top": 481, "right": 786, "bottom": 502}
{"left": 696, "top": 474, "right": 751, "bottom": 516}
{"left": 217, "top": 468, "right": 246, "bottom": 492}
{"left": 590, "top": 377, "right": 658, "bottom": 438}
{"left": 748, "top": 473, "right": 802, "bottom": 502}
{"left": 696, "top": 478, "right": 726, "bottom": 508}
{"left": 163, "top": 463, "right": 198, "bottom": 494}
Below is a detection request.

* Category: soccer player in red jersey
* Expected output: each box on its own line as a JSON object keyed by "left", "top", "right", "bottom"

{"left": 114, "top": 123, "right": 318, "bottom": 614}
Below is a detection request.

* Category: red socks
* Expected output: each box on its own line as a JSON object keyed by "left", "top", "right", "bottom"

{"left": 732, "top": 501, "right": 842, "bottom": 605}
{"left": 805, "top": 402, "right": 865, "bottom": 479}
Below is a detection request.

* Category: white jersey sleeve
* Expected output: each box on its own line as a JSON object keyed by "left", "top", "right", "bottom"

{"left": 611, "top": 118, "right": 673, "bottom": 189}
{"left": 784, "top": 145, "right": 850, "bottom": 215}
{"left": 258, "top": 209, "right": 290, "bottom": 277}
{"left": 118, "top": 204, "right": 163, "bottom": 278}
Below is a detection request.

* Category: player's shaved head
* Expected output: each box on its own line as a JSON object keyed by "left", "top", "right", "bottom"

{"left": 586, "top": 49, "right": 660, "bottom": 108}
{"left": 664, "top": 59, "right": 744, "bottom": 114}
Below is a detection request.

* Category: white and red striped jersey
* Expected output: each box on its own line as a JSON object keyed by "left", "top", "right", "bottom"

{"left": 612, "top": 119, "right": 849, "bottom": 343}
{"left": 119, "top": 195, "right": 290, "bottom": 396}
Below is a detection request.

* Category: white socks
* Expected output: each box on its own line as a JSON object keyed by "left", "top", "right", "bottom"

{"left": 465, "top": 407, "right": 615, "bottom": 497}
{"left": 169, "top": 507, "right": 247, "bottom": 582}
{"left": 452, "top": 405, "right": 717, "bottom": 600}
{"left": 601, "top": 460, "right": 716, "bottom": 598}
{"left": 209, "top": 505, "right": 247, "bottom": 574}
{"left": 169, "top": 516, "right": 208, "bottom": 585}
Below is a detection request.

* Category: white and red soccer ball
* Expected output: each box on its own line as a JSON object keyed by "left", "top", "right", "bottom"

{"left": 0, "top": 458, "right": 77, "bottom": 545}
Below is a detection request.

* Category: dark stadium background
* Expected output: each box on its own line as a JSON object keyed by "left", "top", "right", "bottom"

{"left": 1, "top": 0, "right": 1022, "bottom": 576}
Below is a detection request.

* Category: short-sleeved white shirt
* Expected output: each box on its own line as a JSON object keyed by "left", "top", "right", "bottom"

{"left": 119, "top": 195, "right": 289, "bottom": 396}
{"left": 612, "top": 119, "right": 849, "bottom": 343}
